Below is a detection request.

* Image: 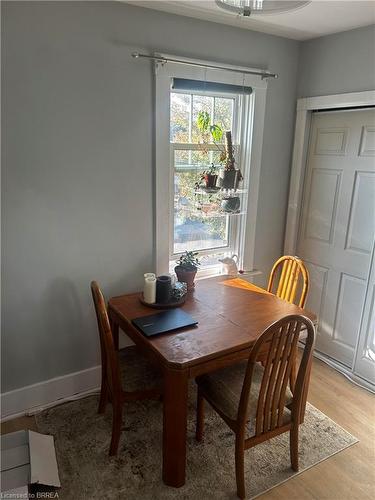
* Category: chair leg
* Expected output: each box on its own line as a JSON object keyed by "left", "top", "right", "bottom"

{"left": 290, "top": 424, "right": 299, "bottom": 471}
{"left": 98, "top": 378, "right": 108, "bottom": 414}
{"left": 235, "top": 435, "right": 246, "bottom": 499}
{"left": 196, "top": 388, "right": 205, "bottom": 442}
{"left": 109, "top": 402, "right": 123, "bottom": 456}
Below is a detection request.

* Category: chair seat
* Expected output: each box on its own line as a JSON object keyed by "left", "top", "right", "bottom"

{"left": 118, "top": 346, "right": 162, "bottom": 393}
{"left": 197, "top": 361, "right": 292, "bottom": 434}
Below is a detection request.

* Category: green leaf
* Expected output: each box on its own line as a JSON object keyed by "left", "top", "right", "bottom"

{"left": 210, "top": 124, "right": 223, "bottom": 142}
{"left": 197, "top": 111, "right": 210, "bottom": 132}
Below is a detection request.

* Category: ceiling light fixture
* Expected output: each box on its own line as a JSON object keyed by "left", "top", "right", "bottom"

{"left": 215, "top": 0, "right": 311, "bottom": 17}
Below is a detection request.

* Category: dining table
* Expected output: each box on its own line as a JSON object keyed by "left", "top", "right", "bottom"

{"left": 108, "top": 275, "right": 317, "bottom": 488}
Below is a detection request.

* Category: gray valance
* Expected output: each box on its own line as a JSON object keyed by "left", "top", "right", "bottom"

{"left": 171, "top": 78, "right": 252, "bottom": 95}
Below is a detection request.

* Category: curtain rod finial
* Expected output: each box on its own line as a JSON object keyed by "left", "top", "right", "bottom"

{"left": 262, "top": 72, "right": 279, "bottom": 80}
{"left": 132, "top": 52, "right": 140, "bottom": 59}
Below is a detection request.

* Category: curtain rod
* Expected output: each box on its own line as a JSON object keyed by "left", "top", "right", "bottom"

{"left": 131, "top": 52, "right": 278, "bottom": 80}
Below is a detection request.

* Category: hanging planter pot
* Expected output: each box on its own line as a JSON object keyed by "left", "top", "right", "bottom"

{"left": 216, "top": 131, "right": 243, "bottom": 190}
{"left": 203, "top": 173, "right": 218, "bottom": 190}
{"left": 221, "top": 196, "right": 240, "bottom": 213}
{"left": 217, "top": 169, "right": 240, "bottom": 190}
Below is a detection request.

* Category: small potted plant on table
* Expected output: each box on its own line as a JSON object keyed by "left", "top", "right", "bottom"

{"left": 175, "top": 251, "right": 201, "bottom": 290}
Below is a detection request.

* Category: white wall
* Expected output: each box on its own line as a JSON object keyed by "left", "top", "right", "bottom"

{"left": 297, "top": 24, "right": 375, "bottom": 97}
{"left": 1, "top": 1, "right": 299, "bottom": 392}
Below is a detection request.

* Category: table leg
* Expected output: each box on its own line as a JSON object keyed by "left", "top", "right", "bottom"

{"left": 162, "top": 368, "right": 189, "bottom": 487}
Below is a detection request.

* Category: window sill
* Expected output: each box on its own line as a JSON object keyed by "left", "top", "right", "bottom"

{"left": 196, "top": 268, "right": 263, "bottom": 281}
{"left": 195, "top": 265, "right": 223, "bottom": 280}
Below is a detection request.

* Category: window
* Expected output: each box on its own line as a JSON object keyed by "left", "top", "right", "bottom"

{"left": 170, "top": 90, "right": 243, "bottom": 273}
{"left": 155, "top": 56, "right": 268, "bottom": 277}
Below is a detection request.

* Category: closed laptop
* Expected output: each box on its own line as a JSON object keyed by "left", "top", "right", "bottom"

{"left": 132, "top": 309, "right": 198, "bottom": 337}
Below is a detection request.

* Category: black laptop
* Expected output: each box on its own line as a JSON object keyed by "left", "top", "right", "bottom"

{"left": 132, "top": 309, "right": 198, "bottom": 337}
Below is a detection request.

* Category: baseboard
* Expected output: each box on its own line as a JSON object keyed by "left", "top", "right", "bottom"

{"left": 311, "top": 349, "right": 375, "bottom": 394}
{"left": 1, "top": 365, "right": 101, "bottom": 422}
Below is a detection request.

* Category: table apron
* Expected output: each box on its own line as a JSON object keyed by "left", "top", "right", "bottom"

{"left": 108, "top": 307, "right": 164, "bottom": 369}
{"left": 188, "top": 347, "right": 252, "bottom": 378}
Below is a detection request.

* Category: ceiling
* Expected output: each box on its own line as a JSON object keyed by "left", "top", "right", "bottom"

{"left": 126, "top": 1, "right": 375, "bottom": 40}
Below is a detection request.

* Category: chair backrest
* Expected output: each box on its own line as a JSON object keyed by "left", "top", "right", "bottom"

{"left": 91, "top": 281, "right": 122, "bottom": 399}
{"left": 267, "top": 255, "right": 309, "bottom": 308}
{"left": 237, "top": 314, "right": 315, "bottom": 436}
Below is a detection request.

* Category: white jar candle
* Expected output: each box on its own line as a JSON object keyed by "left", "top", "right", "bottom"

{"left": 143, "top": 276, "right": 156, "bottom": 304}
{"left": 144, "top": 272, "right": 156, "bottom": 279}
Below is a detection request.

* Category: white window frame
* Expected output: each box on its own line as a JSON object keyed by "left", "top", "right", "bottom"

{"left": 155, "top": 53, "right": 268, "bottom": 276}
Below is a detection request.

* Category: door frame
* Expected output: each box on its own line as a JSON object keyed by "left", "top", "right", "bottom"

{"left": 284, "top": 90, "right": 375, "bottom": 256}
{"left": 285, "top": 90, "right": 375, "bottom": 392}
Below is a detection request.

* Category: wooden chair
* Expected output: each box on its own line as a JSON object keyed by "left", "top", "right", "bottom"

{"left": 266, "top": 256, "right": 310, "bottom": 391}
{"left": 91, "top": 281, "right": 161, "bottom": 456}
{"left": 267, "top": 255, "right": 309, "bottom": 308}
{"left": 195, "top": 314, "right": 315, "bottom": 499}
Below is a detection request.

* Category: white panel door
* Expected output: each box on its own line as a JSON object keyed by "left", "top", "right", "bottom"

{"left": 297, "top": 108, "right": 375, "bottom": 368}
{"left": 354, "top": 246, "right": 375, "bottom": 384}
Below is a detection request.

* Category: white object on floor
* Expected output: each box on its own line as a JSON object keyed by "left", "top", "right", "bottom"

{"left": 1, "top": 430, "right": 61, "bottom": 494}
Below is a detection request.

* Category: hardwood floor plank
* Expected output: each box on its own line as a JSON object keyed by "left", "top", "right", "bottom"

{"left": 1, "top": 415, "right": 37, "bottom": 434}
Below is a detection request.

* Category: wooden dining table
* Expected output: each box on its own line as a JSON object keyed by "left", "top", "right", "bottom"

{"left": 108, "top": 275, "right": 317, "bottom": 488}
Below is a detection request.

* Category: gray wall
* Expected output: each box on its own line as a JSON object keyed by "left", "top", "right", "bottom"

{"left": 2, "top": 1, "right": 300, "bottom": 392}
{"left": 297, "top": 24, "right": 375, "bottom": 97}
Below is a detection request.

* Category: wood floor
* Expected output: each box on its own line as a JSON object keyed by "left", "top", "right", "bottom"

{"left": 1, "top": 356, "right": 374, "bottom": 499}
{"left": 261, "top": 356, "right": 375, "bottom": 500}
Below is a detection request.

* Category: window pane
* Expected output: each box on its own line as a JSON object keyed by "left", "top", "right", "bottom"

{"left": 175, "top": 149, "right": 190, "bottom": 167}
{"left": 174, "top": 151, "right": 229, "bottom": 254}
{"left": 191, "top": 94, "right": 213, "bottom": 143}
{"left": 171, "top": 93, "right": 235, "bottom": 145}
{"left": 214, "top": 97, "right": 234, "bottom": 137}
{"left": 174, "top": 149, "right": 226, "bottom": 170}
{"left": 191, "top": 149, "right": 212, "bottom": 166}
{"left": 170, "top": 93, "right": 190, "bottom": 143}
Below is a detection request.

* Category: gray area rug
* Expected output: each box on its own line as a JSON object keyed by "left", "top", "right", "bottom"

{"left": 36, "top": 385, "right": 358, "bottom": 499}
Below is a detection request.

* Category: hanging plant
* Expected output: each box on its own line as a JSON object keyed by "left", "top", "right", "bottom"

{"left": 196, "top": 111, "right": 243, "bottom": 192}
{"left": 224, "top": 131, "right": 235, "bottom": 171}
{"left": 196, "top": 111, "right": 224, "bottom": 191}
{"left": 197, "top": 111, "right": 224, "bottom": 143}
{"left": 200, "top": 163, "right": 218, "bottom": 189}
